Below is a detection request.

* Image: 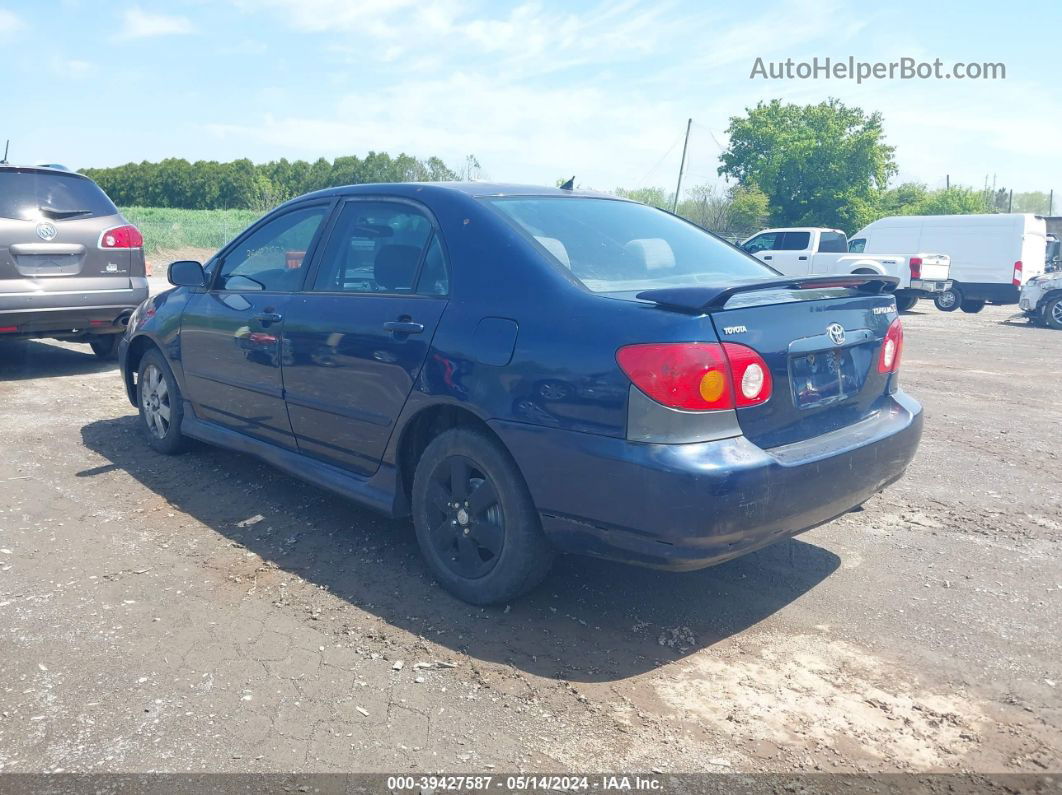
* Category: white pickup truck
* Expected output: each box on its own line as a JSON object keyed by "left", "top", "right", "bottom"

{"left": 740, "top": 227, "right": 951, "bottom": 311}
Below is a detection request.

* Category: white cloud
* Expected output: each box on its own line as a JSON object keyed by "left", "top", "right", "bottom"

{"left": 0, "top": 8, "right": 26, "bottom": 38}
{"left": 117, "top": 6, "right": 194, "bottom": 40}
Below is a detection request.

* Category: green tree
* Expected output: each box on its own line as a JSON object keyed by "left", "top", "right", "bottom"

{"left": 718, "top": 98, "right": 896, "bottom": 232}
{"left": 614, "top": 186, "right": 669, "bottom": 208}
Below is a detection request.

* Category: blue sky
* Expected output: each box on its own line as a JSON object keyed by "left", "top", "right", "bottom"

{"left": 2, "top": 0, "right": 1059, "bottom": 200}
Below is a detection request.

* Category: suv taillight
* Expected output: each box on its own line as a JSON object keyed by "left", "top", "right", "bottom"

{"left": 878, "top": 317, "right": 904, "bottom": 373}
{"left": 616, "top": 342, "right": 771, "bottom": 411}
{"left": 909, "top": 257, "right": 922, "bottom": 280}
{"left": 1013, "top": 260, "right": 1023, "bottom": 286}
{"left": 99, "top": 224, "right": 143, "bottom": 249}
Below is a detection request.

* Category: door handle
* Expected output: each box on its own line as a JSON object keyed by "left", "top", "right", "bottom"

{"left": 798, "top": 255, "right": 808, "bottom": 260}
{"left": 383, "top": 320, "right": 425, "bottom": 335}
{"left": 763, "top": 255, "right": 773, "bottom": 260}
{"left": 254, "top": 311, "right": 283, "bottom": 325}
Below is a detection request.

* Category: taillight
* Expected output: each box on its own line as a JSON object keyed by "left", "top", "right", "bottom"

{"left": 1013, "top": 260, "right": 1023, "bottom": 287}
{"left": 878, "top": 317, "right": 904, "bottom": 373}
{"left": 721, "top": 342, "right": 772, "bottom": 407}
{"left": 616, "top": 342, "right": 771, "bottom": 411}
{"left": 909, "top": 257, "right": 922, "bottom": 280}
{"left": 99, "top": 224, "right": 143, "bottom": 249}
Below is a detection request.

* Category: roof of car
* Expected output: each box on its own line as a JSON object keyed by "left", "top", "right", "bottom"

{"left": 0, "top": 163, "right": 83, "bottom": 176}
{"left": 294, "top": 181, "right": 621, "bottom": 203}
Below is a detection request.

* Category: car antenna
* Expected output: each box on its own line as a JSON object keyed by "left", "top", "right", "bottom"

{"left": 1, "top": 140, "right": 9, "bottom": 165}
{"left": 559, "top": 176, "right": 575, "bottom": 191}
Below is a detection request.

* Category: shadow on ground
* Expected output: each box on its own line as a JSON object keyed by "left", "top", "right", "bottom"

{"left": 81, "top": 414, "right": 840, "bottom": 683}
{"left": 0, "top": 339, "right": 116, "bottom": 380}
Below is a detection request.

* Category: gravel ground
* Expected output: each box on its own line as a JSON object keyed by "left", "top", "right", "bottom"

{"left": 0, "top": 301, "right": 1059, "bottom": 775}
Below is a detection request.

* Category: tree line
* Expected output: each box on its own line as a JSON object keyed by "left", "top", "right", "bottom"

{"left": 80, "top": 152, "right": 459, "bottom": 211}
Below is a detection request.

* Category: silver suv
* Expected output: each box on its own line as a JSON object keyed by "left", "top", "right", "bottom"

{"left": 0, "top": 165, "right": 148, "bottom": 358}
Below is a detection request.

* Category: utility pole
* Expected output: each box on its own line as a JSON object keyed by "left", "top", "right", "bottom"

{"left": 671, "top": 118, "right": 692, "bottom": 213}
{"left": 1, "top": 140, "right": 8, "bottom": 165}
{"left": 1008, "top": 189, "right": 1013, "bottom": 213}
{"left": 1049, "top": 189, "right": 1053, "bottom": 216}
{"left": 946, "top": 174, "right": 950, "bottom": 191}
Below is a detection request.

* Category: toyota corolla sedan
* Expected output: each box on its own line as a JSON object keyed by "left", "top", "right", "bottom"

{"left": 118, "top": 183, "right": 922, "bottom": 604}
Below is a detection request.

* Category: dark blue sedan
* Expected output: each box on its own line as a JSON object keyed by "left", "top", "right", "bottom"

{"left": 119, "top": 183, "right": 922, "bottom": 604}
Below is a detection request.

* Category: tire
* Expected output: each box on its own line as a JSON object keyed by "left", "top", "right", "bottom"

{"left": 934, "top": 287, "right": 961, "bottom": 312}
{"left": 137, "top": 348, "right": 187, "bottom": 455}
{"left": 411, "top": 428, "right": 554, "bottom": 605}
{"left": 1044, "top": 296, "right": 1062, "bottom": 330}
{"left": 89, "top": 334, "right": 119, "bottom": 359}
{"left": 960, "top": 299, "right": 986, "bottom": 314}
{"left": 895, "top": 294, "right": 919, "bottom": 312}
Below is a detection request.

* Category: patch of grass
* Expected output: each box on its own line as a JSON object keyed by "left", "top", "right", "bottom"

{"left": 120, "top": 207, "right": 262, "bottom": 253}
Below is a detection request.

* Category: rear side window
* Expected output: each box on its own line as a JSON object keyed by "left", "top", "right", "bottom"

{"left": 0, "top": 170, "right": 118, "bottom": 221}
{"left": 312, "top": 201, "right": 438, "bottom": 294}
{"left": 776, "top": 231, "right": 811, "bottom": 250}
{"left": 818, "top": 231, "right": 848, "bottom": 252}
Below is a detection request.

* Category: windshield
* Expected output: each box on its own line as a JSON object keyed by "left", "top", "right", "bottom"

{"left": 0, "top": 170, "right": 118, "bottom": 221}
{"left": 487, "top": 196, "right": 773, "bottom": 292}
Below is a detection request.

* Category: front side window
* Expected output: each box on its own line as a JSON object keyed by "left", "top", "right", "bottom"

{"left": 217, "top": 205, "right": 327, "bottom": 292}
{"left": 490, "top": 197, "right": 773, "bottom": 292}
{"left": 312, "top": 201, "right": 436, "bottom": 293}
{"left": 742, "top": 232, "right": 778, "bottom": 254}
{"left": 848, "top": 238, "right": 867, "bottom": 253}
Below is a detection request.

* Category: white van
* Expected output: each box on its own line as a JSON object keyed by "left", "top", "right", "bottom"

{"left": 850, "top": 213, "right": 1047, "bottom": 312}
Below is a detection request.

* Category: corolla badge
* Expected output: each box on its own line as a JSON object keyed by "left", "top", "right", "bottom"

{"left": 36, "top": 222, "right": 58, "bottom": 241}
{"left": 826, "top": 323, "right": 846, "bottom": 345}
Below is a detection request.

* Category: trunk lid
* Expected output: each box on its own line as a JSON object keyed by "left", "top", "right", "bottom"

{"left": 914, "top": 253, "right": 949, "bottom": 281}
{"left": 636, "top": 276, "right": 900, "bottom": 449}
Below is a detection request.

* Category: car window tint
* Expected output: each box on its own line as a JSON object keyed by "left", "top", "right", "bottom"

{"left": 218, "top": 206, "right": 326, "bottom": 292}
{"left": 818, "top": 231, "right": 848, "bottom": 253}
{"left": 776, "top": 231, "right": 810, "bottom": 250}
{"left": 416, "top": 235, "right": 449, "bottom": 295}
{"left": 313, "top": 202, "right": 432, "bottom": 293}
{"left": 849, "top": 238, "right": 867, "bottom": 253}
{"left": 0, "top": 170, "right": 117, "bottom": 221}
{"left": 743, "top": 233, "right": 777, "bottom": 253}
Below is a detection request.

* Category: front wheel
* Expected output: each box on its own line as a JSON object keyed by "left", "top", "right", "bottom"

{"left": 1044, "top": 296, "right": 1062, "bottom": 330}
{"left": 411, "top": 428, "right": 554, "bottom": 605}
{"left": 895, "top": 294, "right": 919, "bottom": 312}
{"left": 137, "top": 349, "right": 187, "bottom": 455}
{"left": 960, "top": 299, "right": 986, "bottom": 314}
{"left": 89, "top": 334, "right": 119, "bottom": 359}
{"left": 934, "top": 287, "right": 961, "bottom": 312}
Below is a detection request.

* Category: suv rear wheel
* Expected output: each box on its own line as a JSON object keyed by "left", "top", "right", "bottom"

{"left": 1044, "top": 295, "right": 1062, "bottom": 330}
{"left": 137, "top": 349, "right": 187, "bottom": 455}
{"left": 411, "top": 428, "right": 554, "bottom": 605}
{"left": 89, "top": 334, "right": 119, "bottom": 359}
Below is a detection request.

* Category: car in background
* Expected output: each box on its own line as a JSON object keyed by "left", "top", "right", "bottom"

{"left": 741, "top": 227, "right": 950, "bottom": 312}
{"left": 1020, "top": 271, "right": 1062, "bottom": 329}
{"left": 0, "top": 164, "right": 148, "bottom": 358}
{"left": 119, "top": 183, "right": 923, "bottom": 604}
{"left": 851, "top": 213, "right": 1046, "bottom": 313}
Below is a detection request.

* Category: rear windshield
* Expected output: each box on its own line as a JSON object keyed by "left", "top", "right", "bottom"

{"left": 0, "top": 170, "right": 118, "bottom": 221}
{"left": 487, "top": 196, "right": 773, "bottom": 292}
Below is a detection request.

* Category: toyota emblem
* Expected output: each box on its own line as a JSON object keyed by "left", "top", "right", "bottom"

{"left": 826, "top": 323, "right": 846, "bottom": 345}
{"left": 36, "top": 222, "right": 58, "bottom": 241}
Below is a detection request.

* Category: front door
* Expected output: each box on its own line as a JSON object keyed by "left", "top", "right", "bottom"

{"left": 281, "top": 199, "right": 450, "bottom": 475}
{"left": 179, "top": 203, "right": 330, "bottom": 449}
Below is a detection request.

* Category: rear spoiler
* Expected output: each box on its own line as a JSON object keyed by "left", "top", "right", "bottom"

{"left": 635, "top": 274, "right": 900, "bottom": 314}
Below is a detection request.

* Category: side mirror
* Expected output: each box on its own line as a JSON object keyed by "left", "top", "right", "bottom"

{"left": 168, "top": 260, "right": 206, "bottom": 287}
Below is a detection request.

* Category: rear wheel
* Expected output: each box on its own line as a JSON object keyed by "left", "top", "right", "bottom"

{"left": 411, "top": 428, "right": 554, "bottom": 605}
{"left": 895, "top": 294, "right": 919, "bottom": 312}
{"left": 934, "top": 287, "right": 961, "bottom": 312}
{"left": 89, "top": 334, "right": 119, "bottom": 359}
{"left": 137, "top": 349, "right": 187, "bottom": 455}
{"left": 960, "top": 299, "right": 986, "bottom": 314}
{"left": 1044, "top": 296, "right": 1062, "bottom": 330}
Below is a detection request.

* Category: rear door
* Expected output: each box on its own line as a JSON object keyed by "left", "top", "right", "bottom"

{"left": 281, "top": 198, "right": 449, "bottom": 475}
{"left": 179, "top": 202, "right": 331, "bottom": 449}
{"left": 0, "top": 168, "right": 142, "bottom": 294}
{"left": 770, "top": 230, "right": 814, "bottom": 275}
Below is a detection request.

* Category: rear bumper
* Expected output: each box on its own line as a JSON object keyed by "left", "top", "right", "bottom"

{"left": 0, "top": 284, "right": 147, "bottom": 337}
{"left": 492, "top": 391, "right": 923, "bottom": 570}
{"left": 908, "top": 279, "right": 952, "bottom": 294}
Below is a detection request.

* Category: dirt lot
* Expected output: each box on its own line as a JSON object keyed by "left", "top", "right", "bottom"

{"left": 0, "top": 302, "right": 1060, "bottom": 775}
